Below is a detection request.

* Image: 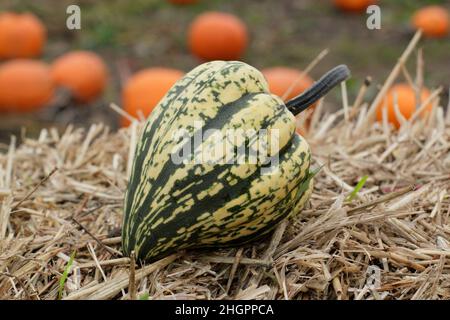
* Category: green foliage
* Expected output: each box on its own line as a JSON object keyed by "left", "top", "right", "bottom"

{"left": 346, "top": 175, "right": 368, "bottom": 202}
{"left": 58, "top": 250, "right": 76, "bottom": 300}
{"left": 139, "top": 292, "right": 150, "bottom": 300}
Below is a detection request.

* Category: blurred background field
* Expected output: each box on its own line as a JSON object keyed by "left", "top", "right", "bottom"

{"left": 0, "top": 0, "right": 449, "bottom": 144}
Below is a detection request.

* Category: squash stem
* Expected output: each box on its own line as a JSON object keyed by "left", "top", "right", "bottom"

{"left": 286, "top": 65, "right": 351, "bottom": 116}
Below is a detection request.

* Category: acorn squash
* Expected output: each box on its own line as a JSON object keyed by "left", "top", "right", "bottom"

{"left": 122, "top": 61, "right": 350, "bottom": 262}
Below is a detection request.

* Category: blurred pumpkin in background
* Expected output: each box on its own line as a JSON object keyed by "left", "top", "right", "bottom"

{"left": 262, "top": 67, "right": 315, "bottom": 134}
{"left": 262, "top": 67, "right": 314, "bottom": 101}
{"left": 412, "top": 6, "right": 449, "bottom": 38}
{"left": 376, "top": 83, "right": 433, "bottom": 129}
{"left": 0, "top": 60, "right": 54, "bottom": 112}
{"left": 122, "top": 68, "right": 184, "bottom": 126}
{"left": 51, "top": 51, "right": 108, "bottom": 103}
{"left": 0, "top": 12, "right": 46, "bottom": 59}
{"left": 188, "top": 12, "right": 248, "bottom": 61}
{"left": 333, "top": 0, "right": 376, "bottom": 13}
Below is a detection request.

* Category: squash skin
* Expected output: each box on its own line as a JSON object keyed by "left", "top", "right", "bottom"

{"left": 122, "top": 61, "right": 313, "bottom": 262}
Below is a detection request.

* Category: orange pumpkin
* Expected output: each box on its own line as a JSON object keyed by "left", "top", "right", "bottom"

{"left": 263, "top": 67, "right": 315, "bottom": 134}
{"left": 333, "top": 0, "right": 376, "bottom": 13}
{"left": 168, "top": 0, "right": 198, "bottom": 4}
{"left": 376, "top": 83, "right": 433, "bottom": 129}
{"left": 296, "top": 126, "right": 307, "bottom": 137}
{"left": 122, "top": 68, "right": 184, "bottom": 126}
{"left": 188, "top": 12, "right": 248, "bottom": 61}
{"left": 262, "top": 67, "right": 314, "bottom": 101}
{"left": 51, "top": 51, "right": 108, "bottom": 103}
{"left": 0, "top": 60, "right": 54, "bottom": 112}
{"left": 0, "top": 12, "right": 46, "bottom": 59}
{"left": 412, "top": 6, "right": 449, "bottom": 38}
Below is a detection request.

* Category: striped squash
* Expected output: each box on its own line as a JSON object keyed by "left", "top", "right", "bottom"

{"left": 122, "top": 61, "right": 350, "bottom": 262}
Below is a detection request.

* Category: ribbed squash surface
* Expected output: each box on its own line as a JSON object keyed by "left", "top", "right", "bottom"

{"left": 122, "top": 61, "right": 314, "bottom": 262}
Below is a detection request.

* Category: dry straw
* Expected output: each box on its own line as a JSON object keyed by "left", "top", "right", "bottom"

{"left": 1, "top": 32, "right": 449, "bottom": 300}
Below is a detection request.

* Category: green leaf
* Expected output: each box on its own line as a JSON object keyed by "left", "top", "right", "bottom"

{"left": 139, "top": 292, "right": 150, "bottom": 300}
{"left": 309, "top": 165, "right": 323, "bottom": 178}
{"left": 299, "top": 165, "right": 322, "bottom": 193}
{"left": 58, "top": 250, "right": 76, "bottom": 300}
{"left": 346, "top": 175, "right": 368, "bottom": 202}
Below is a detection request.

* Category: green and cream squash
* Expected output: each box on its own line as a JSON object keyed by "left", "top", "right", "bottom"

{"left": 122, "top": 61, "right": 350, "bottom": 262}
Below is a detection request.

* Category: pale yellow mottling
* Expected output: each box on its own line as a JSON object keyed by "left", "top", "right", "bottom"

{"left": 151, "top": 218, "right": 164, "bottom": 230}
{"left": 197, "top": 212, "right": 210, "bottom": 221}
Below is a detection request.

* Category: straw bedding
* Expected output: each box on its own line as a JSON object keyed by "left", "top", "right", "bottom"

{"left": 1, "top": 34, "right": 450, "bottom": 300}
